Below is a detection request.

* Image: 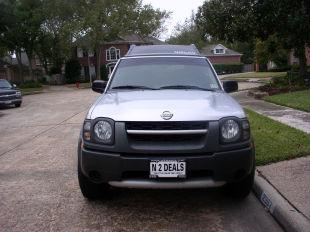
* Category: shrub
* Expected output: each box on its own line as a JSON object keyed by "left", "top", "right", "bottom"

{"left": 100, "top": 65, "right": 108, "bottom": 81}
{"left": 65, "top": 59, "right": 81, "bottom": 84}
{"left": 268, "top": 65, "right": 291, "bottom": 72}
{"left": 19, "top": 80, "right": 42, "bottom": 88}
{"left": 213, "top": 63, "right": 243, "bottom": 74}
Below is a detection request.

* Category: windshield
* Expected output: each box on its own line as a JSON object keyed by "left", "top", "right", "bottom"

{"left": 0, "top": 79, "right": 12, "bottom": 88}
{"left": 108, "top": 57, "right": 220, "bottom": 91}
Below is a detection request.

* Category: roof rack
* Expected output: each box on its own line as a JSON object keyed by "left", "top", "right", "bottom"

{"left": 125, "top": 44, "right": 201, "bottom": 57}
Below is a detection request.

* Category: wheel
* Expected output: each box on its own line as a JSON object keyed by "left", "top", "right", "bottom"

{"left": 225, "top": 166, "right": 255, "bottom": 198}
{"left": 15, "top": 103, "right": 21, "bottom": 107}
{"left": 78, "top": 162, "right": 109, "bottom": 200}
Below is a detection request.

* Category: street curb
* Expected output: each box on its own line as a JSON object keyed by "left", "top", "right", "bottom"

{"left": 253, "top": 171, "right": 310, "bottom": 232}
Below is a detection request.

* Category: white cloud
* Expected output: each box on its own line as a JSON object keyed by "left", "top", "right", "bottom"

{"left": 142, "top": 0, "right": 205, "bottom": 40}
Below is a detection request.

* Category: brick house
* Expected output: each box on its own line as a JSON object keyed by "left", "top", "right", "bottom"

{"left": 74, "top": 34, "right": 166, "bottom": 80}
{"left": 200, "top": 44, "right": 242, "bottom": 64}
{"left": 288, "top": 46, "right": 310, "bottom": 66}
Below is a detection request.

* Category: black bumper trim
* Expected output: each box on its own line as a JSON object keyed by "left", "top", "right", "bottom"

{"left": 79, "top": 145, "right": 255, "bottom": 184}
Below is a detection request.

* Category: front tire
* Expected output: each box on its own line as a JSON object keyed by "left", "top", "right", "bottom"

{"left": 78, "top": 162, "right": 109, "bottom": 200}
{"left": 225, "top": 166, "right": 255, "bottom": 198}
{"left": 15, "top": 103, "right": 21, "bottom": 107}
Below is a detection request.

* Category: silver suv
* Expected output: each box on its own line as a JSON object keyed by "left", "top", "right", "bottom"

{"left": 78, "top": 45, "right": 255, "bottom": 199}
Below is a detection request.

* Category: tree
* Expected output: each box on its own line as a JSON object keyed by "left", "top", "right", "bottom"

{"left": 81, "top": 0, "right": 169, "bottom": 79}
{"left": 15, "top": 0, "right": 43, "bottom": 80}
{"left": 167, "top": 12, "right": 206, "bottom": 49}
{"left": 39, "top": 0, "right": 85, "bottom": 74}
{"left": 0, "top": 0, "right": 25, "bottom": 81}
{"left": 196, "top": 0, "right": 310, "bottom": 78}
{"left": 255, "top": 35, "right": 289, "bottom": 69}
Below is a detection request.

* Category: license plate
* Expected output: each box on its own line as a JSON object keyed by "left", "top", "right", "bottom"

{"left": 150, "top": 160, "right": 186, "bottom": 178}
{"left": 4, "top": 101, "right": 12, "bottom": 104}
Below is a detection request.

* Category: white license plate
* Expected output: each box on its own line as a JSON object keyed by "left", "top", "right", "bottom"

{"left": 5, "top": 101, "right": 12, "bottom": 104}
{"left": 150, "top": 160, "right": 186, "bottom": 178}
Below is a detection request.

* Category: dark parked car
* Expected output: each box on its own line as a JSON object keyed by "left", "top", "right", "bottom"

{"left": 0, "top": 79, "right": 22, "bottom": 107}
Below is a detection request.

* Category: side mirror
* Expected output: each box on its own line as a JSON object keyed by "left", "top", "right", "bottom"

{"left": 12, "top": 84, "right": 17, "bottom": 88}
{"left": 92, "top": 80, "right": 107, "bottom": 93}
{"left": 223, "top": 80, "right": 238, "bottom": 93}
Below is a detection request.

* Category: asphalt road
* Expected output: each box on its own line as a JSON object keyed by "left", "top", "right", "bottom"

{"left": 0, "top": 88, "right": 283, "bottom": 232}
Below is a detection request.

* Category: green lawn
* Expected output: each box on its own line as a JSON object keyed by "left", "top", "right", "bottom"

{"left": 223, "top": 71, "right": 286, "bottom": 79}
{"left": 264, "top": 90, "right": 310, "bottom": 112}
{"left": 245, "top": 109, "right": 310, "bottom": 166}
{"left": 21, "top": 87, "right": 43, "bottom": 95}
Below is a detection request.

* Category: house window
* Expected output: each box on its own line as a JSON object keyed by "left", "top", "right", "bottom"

{"left": 106, "top": 47, "right": 120, "bottom": 61}
{"left": 215, "top": 48, "right": 224, "bottom": 54}
{"left": 77, "top": 48, "right": 83, "bottom": 58}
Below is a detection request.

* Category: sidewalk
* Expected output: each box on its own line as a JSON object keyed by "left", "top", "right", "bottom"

{"left": 258, "top": 156, "right": 310, "bottom": 220}
{"left": 232, "top": 91, "right": 310, "bottom": 133}
{"left": 232, "top": 90, "right": 310, "bottom": 231}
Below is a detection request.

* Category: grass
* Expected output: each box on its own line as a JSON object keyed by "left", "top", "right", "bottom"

{"left": 66, "top": 82, "right": 91, "bottom": 89}
{"left": 264, "top": 90, "right": 310, "bottom": 112}
{"left": 223, "top": 71, "right": 286, "bottom": 79}
{"left": 245, "top": 109, "right": 310, "bottom": 166}
{"left": 21, "top": 87, "right": 43, "bottom": 95}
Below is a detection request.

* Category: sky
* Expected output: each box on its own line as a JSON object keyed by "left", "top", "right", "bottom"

{"left": 142, "top": 0, "right": 205, "bottom": 41}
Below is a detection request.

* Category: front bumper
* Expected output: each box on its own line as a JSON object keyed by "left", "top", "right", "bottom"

{"left": 79, "top": 143, "right": 255, "bottom": 188}
{"left": 0, "top": 99, "right": 22, "bottom": 106}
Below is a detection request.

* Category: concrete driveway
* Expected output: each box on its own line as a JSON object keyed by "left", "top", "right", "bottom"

{"left": 0, "top": 89, "right": 282, "bottom": 232}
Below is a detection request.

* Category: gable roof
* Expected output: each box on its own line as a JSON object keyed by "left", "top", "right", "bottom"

{"left": 200, "top": 44, "right": 242, "bottom": 56}
{"left": 106, "top": 34, "right": 166, "bottom": 45}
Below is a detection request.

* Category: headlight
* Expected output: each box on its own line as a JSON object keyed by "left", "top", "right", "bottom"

{"left": 220, "top": 119, "right": 240, "bottom": 142}
{"left": 16, "top": 91, "right": 21, "bottom": 96}
{"left": 94, "top": 120, "right": 113, "bottom": 143}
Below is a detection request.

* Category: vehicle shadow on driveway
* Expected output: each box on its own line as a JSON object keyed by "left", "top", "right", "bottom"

{"left": 80, "top": 188, "right": 257, "bottom": 232}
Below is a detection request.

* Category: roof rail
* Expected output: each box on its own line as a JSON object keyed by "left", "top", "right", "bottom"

{"left": 190, "top": 44, "right": 200, "bottom": 54}
{"left": 125, "top": 44, "right": 201, "bottom": 57}
{"left": 127, "top": 44, "right": 136, "bottom": 55}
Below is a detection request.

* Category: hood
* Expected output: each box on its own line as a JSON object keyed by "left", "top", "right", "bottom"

{"left": 88, "top": 90, "right": 245, "bottom": 121}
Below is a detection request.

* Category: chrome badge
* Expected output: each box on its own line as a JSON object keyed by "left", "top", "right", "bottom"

{"left": 161, "top": 111, "right": 173, "bottom": 120}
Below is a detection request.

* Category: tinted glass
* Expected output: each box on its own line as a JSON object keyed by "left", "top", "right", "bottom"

{"left": 109, "top": 57, "right": 220, "bottom": 90}
{"left": 0, "top": 79, "right": 12, "bottom": 88}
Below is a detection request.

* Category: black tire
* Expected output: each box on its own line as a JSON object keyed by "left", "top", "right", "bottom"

{"left": 225, "top": 166, "right": 255, "bottom": 198}
{"left": 78, "top": 162, "right": 109, "bottom": 200}
{"left": 15, "top": 103, "right": 21, "bottom": 107}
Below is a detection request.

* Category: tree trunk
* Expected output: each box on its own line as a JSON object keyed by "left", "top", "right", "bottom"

{"left": 294, "top": 45, "right": 307, "bottom": 80}
{"left": 38, "top": 55, "right": 48, "bottom": 75}
{"left": 26, "top": 51, "right": 34, "bottom": 81}
{"left": 15, "top": 50, "right": 24, "bottom": 83}
{"left": 96, "top": 46, "right": 101, "bottom": 80}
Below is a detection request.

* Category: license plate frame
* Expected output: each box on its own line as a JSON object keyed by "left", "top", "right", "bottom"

{"left": 149, "top": 160, "right": 186, "bottom": 178}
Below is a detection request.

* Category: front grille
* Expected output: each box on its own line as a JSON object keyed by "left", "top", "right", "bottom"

{"left": 129, "top": 134, "right": 202, "bottom": 143}
{"left": 126, "top": 121, "right": 208, "bottom": 147}
{"left": 0, "top": 94, "right": 17, "bottom": 101}
{"left": 126, "top": 121, "right": 208, "bottom": 131}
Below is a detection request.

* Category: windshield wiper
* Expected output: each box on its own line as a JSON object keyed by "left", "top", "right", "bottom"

{"left": 159, "top": 85, "right": 216, "bottom": 91}
{"left": 111, "top": 85, "right": 157, "bottom": 90}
